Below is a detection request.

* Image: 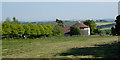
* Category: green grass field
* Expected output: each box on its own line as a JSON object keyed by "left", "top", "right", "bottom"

{"left": 2, "top": 36, "right": 119, "bottom": 58}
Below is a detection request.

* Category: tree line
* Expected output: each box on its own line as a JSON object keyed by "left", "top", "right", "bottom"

{"left": 2, "top": 17, "right": 63, "bottom": 39}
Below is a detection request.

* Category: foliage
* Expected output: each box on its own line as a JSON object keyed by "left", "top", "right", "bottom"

{"left": 56, "top": 19, "right": 64, "bottom": 27}
{"left": 53, "top": 25, "right": 64, "bottom": 36}
{"left": 23, "top": 24, "right": 31, "bottom": 36}
{"left": 93, "top": 29, "right": 104, "bottom": 35}
{"left": 11, "top": 17, "right": 21, "bottom": 24}
{"left": 2, "top": 17, "right": 55, "bottom": 39}
{"left": 115, "top": 15, "right": 120, "bottom": 35}
{"left": 38, "top": 25, "right": 45, "bottom": 35}
{"left": 111, "top": 27, "right": 116, "bottom": 35}
{"left": 103, "top": 29, "right": 111, "bottom": 35}
{"left": 84, "top": 20, "right": 106, "bottom": 35}
{"left": 42, "top": 25, "right": 49, "bottom": 35}
{"left": 17, "top": 24, "right": 25, "bottom": 35}
{"left": 70, "top": 26, "right": 82, "bottom": 35}
{"left": 83, "top": 20, "right": 98, "bottom": 35}
{"left": 28, "top": 23, "right": 37, "bottom": 36}
{"left": 34, "top": 24, "right": 41, "bottom": 36}
{"left": 46, "top": 24, "right": 53, "bottom": 36}
{"left": 10, "top": 24, "right": 18, "bottom": 37}
{"left": 2, "top": 21, "right": 11, "bottom": 38}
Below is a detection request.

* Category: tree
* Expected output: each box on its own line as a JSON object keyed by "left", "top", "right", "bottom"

{"left": 70, "top": 26, "right": 82, "bottom": 35}
{"left": 11, "top": 17, "right": 21, "bottom": 24}
{"left": 111, "top": 27, "right": 116, "bottom": 35}
{"left": 28, "top": 23, "right": 37, "bottom": 37}
{"left": 10, "top": 23, "right": 18, "bottom": 38}
{"left": 17, "top": 24, "right": 25, "bottom": 35}
{"left": 23, "top": 24, "right": 31, "bottom": 36}
{"left": 2, "top": 21, "right": 11, "bottom": 38}
{"left": 34, "top": 24, "right": 41, "bottom": 36}
{"left": 53, "top": 25, "right": 64, "bottom": 36}
{"left": 56, "top": 19, "right": 64, "bottom": 27}
{"left": 115, "top": 15, "right": 120, "bottom": 35}
{"left": 46, "top": 24, "right": 53, "bottom": 36}
{"left": 2, "top": 20, "right": 22, "bottom": 38}
{"left": 42, "top": 25, "right": 49, "bottom": 35}
{"left": 83, "top": 20, "right": 97, "bottom": 35}
{"left": 38, "top": 25, "right": 45, "bottom": 36}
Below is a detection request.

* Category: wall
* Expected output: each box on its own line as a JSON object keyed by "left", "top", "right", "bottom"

{"left": 81, "top": 28, "right": 90, "bottom": 36}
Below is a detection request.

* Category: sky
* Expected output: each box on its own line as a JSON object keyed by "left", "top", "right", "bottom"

{"left": 2, "top": 2, "right": 118, "bottom": 22}
{"left": 1, "top": 0, "right": 120, "bottom": 2}
{"left": 0, "top": 2, "right": 2, "bottom": 22}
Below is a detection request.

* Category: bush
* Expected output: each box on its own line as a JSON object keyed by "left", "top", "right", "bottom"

{"left": 70, "top": 26, "right": 82, "bottom": 35}
{"left": 102, "top": 29, "right": 111, "bottom": 35}
{"left": 93, "top": 29, "right": 104, "bottom": 34}
{"left": 53, "top": 25, "right": 64, "bottom": 37}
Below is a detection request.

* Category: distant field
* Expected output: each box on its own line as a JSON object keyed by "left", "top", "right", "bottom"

{"left": 96, "top": 22, "right": 116, "bottom": 30}
{"left": 2, "top": 36, "right": 119, "bottom": 58}
{"left": 96, "top": 22, "right": 115, "bottom": 26}
{"left": 100, "top": 27, "right": 111, "bottom": 30}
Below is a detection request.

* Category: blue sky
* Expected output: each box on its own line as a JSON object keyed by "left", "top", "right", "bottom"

{"left": 1, "top": 0, "right": 119, "bottom": 2}
{"left": 0, "top": 2, "right": 2, "bottom": 22}
{"left": 2, "top": 2, "right": 118, "bottom": 22}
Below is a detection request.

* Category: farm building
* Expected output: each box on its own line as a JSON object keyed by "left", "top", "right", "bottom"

{"left": 64, "top": 21, "right": 90, "bottom": 36}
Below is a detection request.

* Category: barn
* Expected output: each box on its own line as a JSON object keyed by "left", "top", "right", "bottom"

{"left": 64, "top": 21, "right": 90, "bottom": 36}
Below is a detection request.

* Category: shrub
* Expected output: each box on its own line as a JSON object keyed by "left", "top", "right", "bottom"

{"left": 93, "top": 29, "right": 104, "bottom": 34}
{"left": 70, "top": 26, "right": 82, "bottom": 35}
{"left": 53, "top": 25, "right": 64, "bottom": 37}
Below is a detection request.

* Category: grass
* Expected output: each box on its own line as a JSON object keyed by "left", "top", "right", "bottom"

{"left": 2, "top": 36, "right": 119, "bottom": 58}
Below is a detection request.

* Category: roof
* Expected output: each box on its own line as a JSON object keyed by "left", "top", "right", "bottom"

{"left": 63, "top": 26, "right": 70, "bottom": 34}
{"left": 71, "top": 22, "right": 88, "bottom": 28}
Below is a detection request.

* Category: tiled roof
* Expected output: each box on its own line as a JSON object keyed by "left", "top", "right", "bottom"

{"left": 63, "top": 26, "right": 70, "bottom": 34}
{"left": 71, "top": 22, "right": 88, "bottom": 28}
{"left": 63, "top": 22, "right": 89, "bottom": 34}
